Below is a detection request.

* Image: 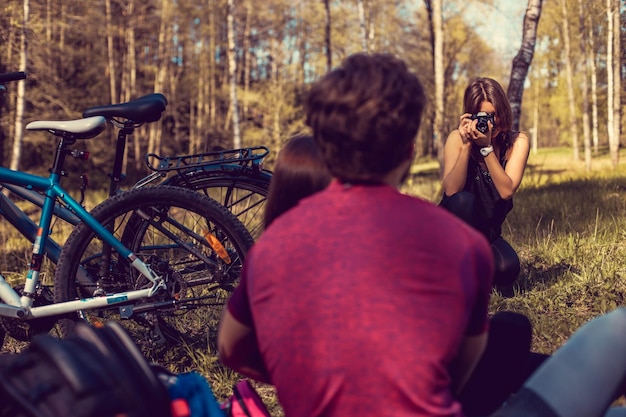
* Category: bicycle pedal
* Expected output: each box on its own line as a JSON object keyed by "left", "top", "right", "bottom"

{"left": 120, "top": 305, "right": 134, "bottom": 319}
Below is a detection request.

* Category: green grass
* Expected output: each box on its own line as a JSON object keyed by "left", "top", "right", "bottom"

{"left": 3, "top": 146, "right": 626, "bottom": 414}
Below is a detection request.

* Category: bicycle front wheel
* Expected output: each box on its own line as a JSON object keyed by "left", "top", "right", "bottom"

{"left": 53, "top": 186, "right": 254, "bottom": 366}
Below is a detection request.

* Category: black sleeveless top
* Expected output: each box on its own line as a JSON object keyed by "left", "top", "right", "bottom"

{"left": 463, "top": 132, "right": 515, "bottom": 241}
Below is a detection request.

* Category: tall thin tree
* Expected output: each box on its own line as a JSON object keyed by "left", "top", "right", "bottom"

{"left": 105, "top": 0, "right": 117, "bottom": 104}
{"left": 606, "top": 0, "right": 617, "bottom": 167}
{"left": 357, "top": 0, "right": 368, "bottom": 52}
{"left": 611, "top": 0, "right": 621, "bottom": 155}
{"left": 431, "top": 0, "right": 444, "bottom": 169}
{"left": 507, "top": 0, "right": 543, "bottom": 133}
{"left": 323, "top": 0, "right": 332, "bottom": 72}
{"left": 227, "top": 0, "right": 241, "bottom": 148}
{"left": 587, "top": 11, "right": 600, "bottom": 154}
{"left": 9, "top": 0, "right": 28, "bottom": 172}
{"left": 560, "top": 0, "right": 579, "bottom": 161}
{"left": 578, "top": 0, "right": 591, "bottom": 170}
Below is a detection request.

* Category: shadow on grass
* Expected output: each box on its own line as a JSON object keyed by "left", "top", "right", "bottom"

{"left": 518, "top": 256, "right": 579, "bottom": 293}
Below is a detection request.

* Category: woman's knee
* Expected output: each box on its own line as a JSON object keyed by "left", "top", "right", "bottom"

{"left": 440, "top": 191, "right": 477, "bottom": 225}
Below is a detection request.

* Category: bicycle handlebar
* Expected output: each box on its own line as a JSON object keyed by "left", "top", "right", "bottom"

{"left": 0, "top": 72, "right": 26, "bottom": 84}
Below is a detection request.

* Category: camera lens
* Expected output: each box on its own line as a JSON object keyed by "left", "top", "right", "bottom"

{"left": 476, "top": 119, "right": 488, "bottom": 133}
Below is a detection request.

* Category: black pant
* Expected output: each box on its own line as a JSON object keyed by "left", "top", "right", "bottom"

{"left": 440, "top": 191, "right": 520, "bottom": 287}
{"left": 458, "top": 311, "right": 549, "bottom": 417}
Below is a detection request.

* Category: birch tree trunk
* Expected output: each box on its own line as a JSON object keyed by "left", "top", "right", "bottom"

{"left": 507, "top": 0, "right": 543, "bottom": 132}
{"left": 208, "top": 0, "right": 216, "bottom": 128}
{"left": 578, "top": 0, "right": 591, "bottom": 171}
{"left": 60, "top": 3, "right": 66, "bottom": 49}
{"left": 323, "top": 0, "right": 332, "bottom": 72}
{"left": 532, "top": 68, "right": 539, "bottom": 154}
{"left": 10, "top": 0, "right": 28, "bottom": 172}
{"left": 357, "top": 0, "right": 368, "bottom": 52}
{"left": 227, "top": 0, "right": 241, "bottom": 148}
{"left": 192, "top": 51, "right": 207, "bottom": 154}
{"left": 606, "top": 0, "right": 617, "bottom": 167}
{"left": 149, "top": 0, "right": 171, "bottom": 157}
{"left": 560, "top": 0, "right": 579, "bottom": 161}
{"left": 587, "top": 13, "right": 600, "bottom": 154}
{"left": 242, "top": 0, "right": 252, "bottom": 117}
{"left": 611, "top": 0, "right": 621, "bottom": 156}
{"left": 45, "top": 0, "right": 51, "bottom": 42}
{"left": 105, "top": 0, "right": 117, "bottom": 104}
{"left": 270, "top": 37, "right": 284, "bottom": 152}
{"left": 432, "top": 0, "right": 445, "bottom": 169}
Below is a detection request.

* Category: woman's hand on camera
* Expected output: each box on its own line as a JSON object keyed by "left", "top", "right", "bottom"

{"left": 471, "top": 127, "right": 492, "bottom": 148}
{"left": 459, "top": 113, "right": 492, "bottom": 147}
{"left": 458, "top": 113, "right": 473, "bottom": 145}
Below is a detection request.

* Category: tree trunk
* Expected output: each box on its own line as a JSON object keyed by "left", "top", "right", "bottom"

{"left": 578, "top": 0, "right": 591, "bottom": 171}
{"left": 105, "top": 0, "right": 117, "bottom": 104}
{"left": 192, "top": 51, "right": 207, "bottom": 154}
{"left": 612, "top": 0, "right": 621, "bottom": 157}
{"left": 149, "top": 0, "right": 170, "bottom": 157}
{"left": 45, "top": 0, "right": 51, "bottom": 42}
{"left": 423, "top": 0, "right": 435, "bottom": 158}
{"left": 606, "top": 0, "right": 617, "bottom": 167}
{"left": 242, "top": 0, "right": 252, "bottom": 117}
{"left": 323, "top": 0, "right": 332, "bottom": 72}
{"left": 507, "top": 0, "right": 543, "bottom": 133}
{"left": 531, "top": 68, "right": 539, "bottom": 154}
{"left": 357, "top": 0, "right": 368, "bottom": 52}
{"left": 271, "top": 37, "right": 282, "bottom": 149}
{"left": 227, "top": 0, "right": 241, "bottom": 148}
{"left": 587, "top": 12, "right": 600, "bottom": 155}
{"left": 560, "top": 0, "right": 579, "bottom": 161}
{"left": 9, "top": 0, "right": 29, "bottom": 172}
{"left": 59, "top": 3, "right": 66, "bottom": 49}
{"left": 432, "top": 0, "right": 444, "bottom": 171}
{"left": 208, "top": 0, "right": 216, "bottom": 129}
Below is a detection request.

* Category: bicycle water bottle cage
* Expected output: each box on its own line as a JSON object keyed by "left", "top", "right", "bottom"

{"left": 145, "top": 146, "right": 270, "bottom": 174}
{"left": 26, "top": 116, "right": 107, "bottom": 140}
{"left": 83, "top": 93, "right": 167, "bottom": 124}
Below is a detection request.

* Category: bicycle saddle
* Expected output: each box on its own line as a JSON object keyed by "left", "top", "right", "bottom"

{"left": 83, "top": 93, "right": 167, "bottom": 124}
{"left": 26, "top": 115, "right": 107, "bottom": 140}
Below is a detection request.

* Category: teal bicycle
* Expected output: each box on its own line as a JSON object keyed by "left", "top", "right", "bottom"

{"left": 0, "top": 72, "right": 254, "bottom": 359}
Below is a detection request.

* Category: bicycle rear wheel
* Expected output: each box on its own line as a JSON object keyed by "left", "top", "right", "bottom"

{"left": 164, "top": 168, "right": 271, "bottom": 240}
{"left": 53, "top": 186, "right": 253, "bottom": 366}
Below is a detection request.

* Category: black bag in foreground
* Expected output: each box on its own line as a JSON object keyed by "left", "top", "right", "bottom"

{"left": 0, "top": 321, "right": 172, "bottom": 417}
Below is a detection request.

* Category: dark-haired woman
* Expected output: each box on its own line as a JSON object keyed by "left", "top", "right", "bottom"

{"left": 441, "top": 77, "right": 530, "bottom": 289}
{"left": 263, "top": 135, "right": 332, "bottom": 229}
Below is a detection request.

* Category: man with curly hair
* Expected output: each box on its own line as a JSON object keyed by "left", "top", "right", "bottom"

{"left": 218, "top": 53, "right": 493, "bottom": 416}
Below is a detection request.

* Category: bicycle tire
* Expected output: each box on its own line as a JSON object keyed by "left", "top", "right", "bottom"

{"left": 163, "top": 168, "right": 271, "bottom": 240}
{"left": 53, "top": 185, "right": 254, "bottom": 365}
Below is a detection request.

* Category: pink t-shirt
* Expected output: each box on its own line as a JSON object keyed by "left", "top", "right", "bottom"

{"left": 228, "top": 181, "right": 493, "bottom": 417}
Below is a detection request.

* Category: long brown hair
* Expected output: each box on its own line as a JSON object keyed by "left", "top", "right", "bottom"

{"left": 263, "top": 135, "right": 332, "bottom": 229}
{"left": 463, "top": 77, "right": 514, "bottom": 150}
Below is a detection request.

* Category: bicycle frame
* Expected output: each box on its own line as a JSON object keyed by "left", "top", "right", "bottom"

{"left": 0, "top": 183, "right": 82, "bottom": 265}
{"left": 0, "top": 143, "right": 164, "bottom": 321}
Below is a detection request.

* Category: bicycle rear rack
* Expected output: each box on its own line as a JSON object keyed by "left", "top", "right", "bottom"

{"left": 145, "top": 146, "right": 270, "bottom": 174}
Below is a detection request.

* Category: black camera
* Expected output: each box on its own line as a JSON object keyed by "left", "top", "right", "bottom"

{"left": 470, "top": 112, "right": 495, "bottom": 134}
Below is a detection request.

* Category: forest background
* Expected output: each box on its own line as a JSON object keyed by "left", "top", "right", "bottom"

{"left": 0, "top": 0, "right": 624, "bottom": 193}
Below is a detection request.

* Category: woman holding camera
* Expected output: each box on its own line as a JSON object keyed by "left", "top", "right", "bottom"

{"left": 440, "top": 77, "right": 530, "bottom": 290}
